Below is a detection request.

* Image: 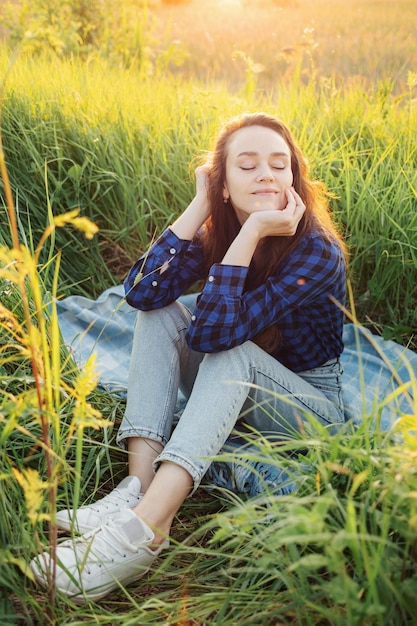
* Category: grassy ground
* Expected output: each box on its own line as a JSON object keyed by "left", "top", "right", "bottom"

{"left": 0, "top": 0, "right": 417, "bottom": 623}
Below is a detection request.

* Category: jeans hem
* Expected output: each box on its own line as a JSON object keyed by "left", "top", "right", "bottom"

{"left": 154, "top": 451, "right": 202, "bottom": 494}
{"left": 116, "top": 428, "right": 167, "bottom": 451}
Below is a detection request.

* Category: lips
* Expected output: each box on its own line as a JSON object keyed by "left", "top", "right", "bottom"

{"left": 252, "top": 189, "right": 278, "bottom": 195}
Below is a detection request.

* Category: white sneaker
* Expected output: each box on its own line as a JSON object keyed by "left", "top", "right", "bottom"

{"left": 56, "top": 476, "right": 143, "bottom": 534}
{"left": 30, "top": 508, "right": 169, "bottom": 604}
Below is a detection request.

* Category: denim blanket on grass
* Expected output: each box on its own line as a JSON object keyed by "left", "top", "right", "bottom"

{"left": 57, "top": 284, "right": 416, "bottom": 429}
{"left": 56, "top": 285, "right": 417, "bottom": 497}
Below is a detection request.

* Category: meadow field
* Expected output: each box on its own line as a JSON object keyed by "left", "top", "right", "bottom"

{"left": 153, "top": 0, "right": 417, "bottom": 92}
{"left": 0, "top": 0, "right": 417, "bottom": 623}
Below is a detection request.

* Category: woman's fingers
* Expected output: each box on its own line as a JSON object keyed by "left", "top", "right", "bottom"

{"left": 195, "top": 164, "right": 210, "bottom": 196}
{"left": 285, "top": 187, "right": 305, "bottom": 211}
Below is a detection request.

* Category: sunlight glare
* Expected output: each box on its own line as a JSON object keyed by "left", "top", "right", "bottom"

{"left": 217, "top": 0, "right": 243, "bottom": 9}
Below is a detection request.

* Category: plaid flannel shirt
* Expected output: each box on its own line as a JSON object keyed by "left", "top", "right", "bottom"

{"left": 124, "top": 228, "right": 346, "bottom": 372}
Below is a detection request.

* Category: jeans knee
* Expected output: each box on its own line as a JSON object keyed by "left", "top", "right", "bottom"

{"left": 203, "top": 341, "right": 258, "bottom": 367}
{"left": 135, "top": 301, "right": 190, "bottom": 334}
{"left": 199, "top": 343, "right": 255, "bottom": 385}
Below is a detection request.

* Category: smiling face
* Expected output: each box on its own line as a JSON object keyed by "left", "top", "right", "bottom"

{"left": 223, "top": 125, "right": 294, "bottom": 225}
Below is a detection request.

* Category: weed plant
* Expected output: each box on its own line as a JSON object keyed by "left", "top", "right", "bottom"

{"left": 0, "top": 126, "right": 115, "bottom": 622}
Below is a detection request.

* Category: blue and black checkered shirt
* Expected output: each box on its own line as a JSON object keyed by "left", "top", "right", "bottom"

{"left": 125, "top": 228, "right": 346, "bottom": 372}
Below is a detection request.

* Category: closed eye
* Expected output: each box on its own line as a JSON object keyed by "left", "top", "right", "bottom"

{"left": 240, "top": 166, "right": 286, "bottom": 171}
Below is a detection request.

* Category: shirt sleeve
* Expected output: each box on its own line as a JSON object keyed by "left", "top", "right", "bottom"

{"left": 124, "top": 229, "right": 205, "bottom": 309}
{"left": 185, "top": 233, "right": 346, "bottom": 354}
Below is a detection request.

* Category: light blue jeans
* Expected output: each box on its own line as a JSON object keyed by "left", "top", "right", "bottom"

{"left": 117, "top": 301, "right": 344, "bottom": 493}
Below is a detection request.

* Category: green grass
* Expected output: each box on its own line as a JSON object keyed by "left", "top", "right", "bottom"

{"left": 0, "top": 47, "right": 416, "bottom": 345}
{"left": 0, "top": 0, "right": 417, "bottom": 622}
{"left": 2, "top": 392, "right": 417, "bottom": 624}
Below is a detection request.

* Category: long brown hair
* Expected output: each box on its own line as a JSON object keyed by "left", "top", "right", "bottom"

{"left": 199, "top": 112, "right": 346, "bottom": 353}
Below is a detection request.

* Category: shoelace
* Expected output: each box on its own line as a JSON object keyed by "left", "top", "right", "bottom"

{"left": 60, "top": 518, "right": 146, "bottom": 574}
{"left": 86, "top": 488, "right": 140, "bottom": 514}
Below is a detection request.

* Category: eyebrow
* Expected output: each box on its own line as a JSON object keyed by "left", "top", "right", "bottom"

{"left": 236, "top": 151, "right": 290, "bottom": 158}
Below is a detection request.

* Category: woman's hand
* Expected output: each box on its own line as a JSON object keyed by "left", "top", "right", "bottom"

{"left": 243, "top": 187, "right": 306, "bottom": 239}
{"left": 194, "top": 164, "right": 211, "bottom": 208}
{"left": 220, "top": 188, "right": 306, "bottom": 267}
{"left": 170, "top": 164, "right": 211, "bottom": 241}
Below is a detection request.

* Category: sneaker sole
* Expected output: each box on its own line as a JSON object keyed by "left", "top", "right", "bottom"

{"left": 30, "top": 559, "right": 151, "bottom": 604}
{"left": 30, "top": 538, "right": 169, "bottom": 604}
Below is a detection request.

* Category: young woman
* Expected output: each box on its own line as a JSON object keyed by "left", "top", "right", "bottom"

{"left": 31, "top": 112, "right": 347, "bottom": 603}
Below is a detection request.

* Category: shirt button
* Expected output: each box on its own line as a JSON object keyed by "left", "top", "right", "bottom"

{"left": 208, "top": 276, "right": 214, "bottom": 282}
{"left": 169, "top": 248, "right": 176, "bottom": 255}
{"left": 152, "top": 280, "right": 158, "bottom": 287}
{"left": 191, "top": 315, "right": 196, "bottom": 321}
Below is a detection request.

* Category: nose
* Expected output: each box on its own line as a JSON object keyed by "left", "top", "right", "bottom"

{"left": 257, "top": 164, "right": 274, "bottom": 181}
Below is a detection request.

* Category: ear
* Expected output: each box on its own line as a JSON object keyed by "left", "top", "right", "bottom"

{"left": 223, "top": 184, "right": 229, "bottom": 201}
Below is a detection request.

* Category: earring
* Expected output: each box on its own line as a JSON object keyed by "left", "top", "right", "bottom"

{"left": 223, "top": 198, "right": 228, "bottom": 204}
